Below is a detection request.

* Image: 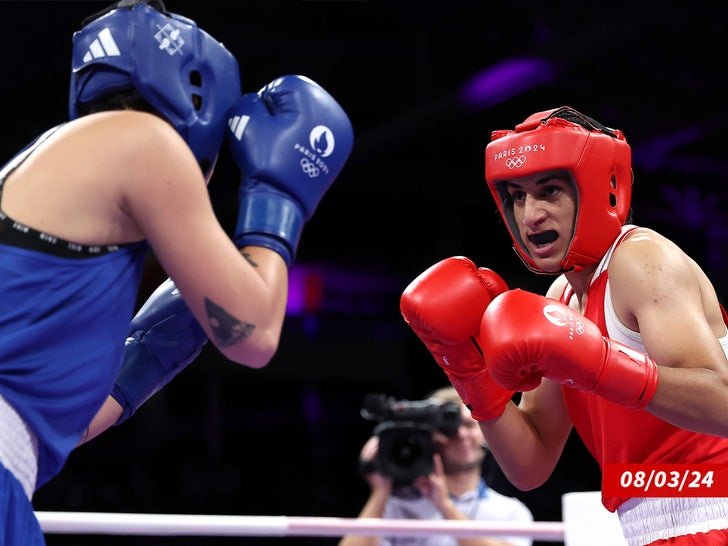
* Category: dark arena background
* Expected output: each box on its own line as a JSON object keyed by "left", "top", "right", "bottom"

{"left": 1, "top": 1, "right": 726, "bottom": 545}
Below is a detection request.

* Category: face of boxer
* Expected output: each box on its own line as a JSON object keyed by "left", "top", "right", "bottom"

{"left": 434, "top": 404, "right": 487, "bottom": 475}
{"left": 506, "top": 172, "right": 577, "bottom": 274}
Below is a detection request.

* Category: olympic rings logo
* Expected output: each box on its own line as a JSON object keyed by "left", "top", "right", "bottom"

{"left": 505, "top": 155, "right": 527, "bottom": 169}
{"left": 543, "top": 304, "right": 586, "bottom": 341}
{"left": 300, "top": 158, "right": 320, "bottom": 177}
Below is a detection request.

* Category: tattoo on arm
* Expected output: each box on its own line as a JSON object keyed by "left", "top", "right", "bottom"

{"left": 241, "top": 251, "right": 259, "bottom": 268}
{"left": 204, "top": 298, "right": 255, "bottom": 347}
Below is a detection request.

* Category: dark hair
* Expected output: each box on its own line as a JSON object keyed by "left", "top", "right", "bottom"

{"left": 625, "top": 207, "right": 634, "bottom": 225}
{"left": 75, "top": 88, "right": 157, "bottom": 117}
{"left": 547, "top": 107, "right": 620, "bottom": 139}
{"left": 80, "top": 0, "right": 166, "bottom": 27}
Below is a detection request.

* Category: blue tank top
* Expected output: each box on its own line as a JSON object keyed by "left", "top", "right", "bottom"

{"left": 0, "top": 126, "right": 147, "bottom": 488}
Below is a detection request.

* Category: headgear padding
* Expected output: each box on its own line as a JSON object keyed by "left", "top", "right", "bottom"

{"left": 484, "top": 106, "right": 632, "bottom": 273}
{"left": 69, "top": 1, "right": 241, "bottom": 177}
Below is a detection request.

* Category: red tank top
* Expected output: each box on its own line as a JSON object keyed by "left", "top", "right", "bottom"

{"left": 560, "top": 232, "right": 728, "bottom": 512}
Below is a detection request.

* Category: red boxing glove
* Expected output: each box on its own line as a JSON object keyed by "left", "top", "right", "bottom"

{"left": 400, "top": 256, "right": 514, "bottom": 420}
{"left": 479, "top": 290, "right": 659, "bottom": 409}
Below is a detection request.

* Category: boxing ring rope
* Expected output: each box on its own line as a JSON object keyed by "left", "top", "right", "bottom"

{"left": 35, "top": 512, "right": 566, "bottom": 541}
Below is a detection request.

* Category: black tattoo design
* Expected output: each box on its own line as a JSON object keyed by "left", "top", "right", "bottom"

{"left": 204, "top": 298, "right": 255, "bottom": 347}
{"left": 241, "top": 251, "right": 259, "bottom": 268}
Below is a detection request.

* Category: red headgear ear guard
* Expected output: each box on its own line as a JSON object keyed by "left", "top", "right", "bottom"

{"left": 484, "top": 106, "right": 632, "bottom": 273}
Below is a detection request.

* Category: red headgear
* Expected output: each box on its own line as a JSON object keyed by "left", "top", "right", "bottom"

{"left": 484, "top": 106, "right": 632, "bottom": 273}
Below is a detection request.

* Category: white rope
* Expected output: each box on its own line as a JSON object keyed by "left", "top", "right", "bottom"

{"left": 35, "top": 512, "right": 565, "bottom": 541}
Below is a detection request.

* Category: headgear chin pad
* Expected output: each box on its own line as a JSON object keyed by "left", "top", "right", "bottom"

{"left": 484, "top": 106, "right": 632, "bottom": 273}
{"left": 69, "top": 1, "right": 241, "bottom": 178}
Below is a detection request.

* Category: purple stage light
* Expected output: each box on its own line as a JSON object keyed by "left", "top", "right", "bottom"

{"left": 459, "top": 57, "right": 554, "bottom": 110}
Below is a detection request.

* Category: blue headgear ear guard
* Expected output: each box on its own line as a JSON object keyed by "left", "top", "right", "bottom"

{"left": 69, "top": 1, "right": 241, "bottom": 177}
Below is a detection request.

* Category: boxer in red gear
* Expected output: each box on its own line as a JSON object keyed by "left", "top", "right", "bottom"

{"left": 403, "top": 107, "right": 728, "bottom": 546}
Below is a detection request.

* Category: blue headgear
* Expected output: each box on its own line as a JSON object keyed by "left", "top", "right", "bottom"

{"left": 69, "top": 1, "right": 241, "bottom": 176}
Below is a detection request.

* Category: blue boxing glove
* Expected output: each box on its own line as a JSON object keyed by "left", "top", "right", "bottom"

{"left": 227, "top": 75, "right": 354, "bottom": 266}
{"left": 111, "top": 278, "right": 208, "bottom": 424}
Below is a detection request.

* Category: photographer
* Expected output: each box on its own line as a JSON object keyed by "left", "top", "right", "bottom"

{"left": 339, "top": 387, "right": 533, "bottom": 546}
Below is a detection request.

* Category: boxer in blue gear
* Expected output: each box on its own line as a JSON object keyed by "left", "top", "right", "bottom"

{"left": 0, "top": 1, "right": 352, "bottom": 543}
{"left": 98, "top": 74, "right": 354, "bottom": 428}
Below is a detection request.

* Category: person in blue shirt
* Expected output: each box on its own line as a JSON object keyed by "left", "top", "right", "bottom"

{"left": 0, "top": 1, "right": 353, "bottom": 544}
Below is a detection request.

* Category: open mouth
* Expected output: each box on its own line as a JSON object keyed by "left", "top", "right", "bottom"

{"left": 528, "top": 230, "right": 558, "bottom": 248}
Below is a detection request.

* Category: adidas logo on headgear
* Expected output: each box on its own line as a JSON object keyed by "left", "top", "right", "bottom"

{"left": 82, "top": 28, "right": 120, "bottom": 62}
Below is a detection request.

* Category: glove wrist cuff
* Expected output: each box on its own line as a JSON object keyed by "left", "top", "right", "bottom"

{"left": 110, "top": 341, "right": 165, "bottom": 425}
{"left": 596, "top": 340, "right": 659, "bottom": 409}
{"left": 110, "top": 384, "right": 135, "bottom": 425}
{"left": 234, "top": 184, "right": 305, "bottom": 267}
{"left": 447, "top": 370, "right": 515, "bottom": 421}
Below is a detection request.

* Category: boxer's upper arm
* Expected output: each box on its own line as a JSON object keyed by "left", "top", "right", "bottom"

{"left": 609, "top": 233, "right": 726, "bottom": 373}
{"left": 117, "top": 115, "right": 284, "bottom": 366}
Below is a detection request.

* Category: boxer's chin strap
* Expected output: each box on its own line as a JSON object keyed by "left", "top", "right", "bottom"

{"left": 511, "top": 246, "right": 570, "bottom": 276}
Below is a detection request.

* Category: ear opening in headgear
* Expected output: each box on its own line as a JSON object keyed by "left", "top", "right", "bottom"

{"left": 188, "top": 71, "right": 203, "bottom": 111}
{"left": 609, "top": 175, "right": 618, "bottom": 207}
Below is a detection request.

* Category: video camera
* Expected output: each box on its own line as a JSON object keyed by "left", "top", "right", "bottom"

{"left": 360, "top": 393, "right": 461, "bottom": 487}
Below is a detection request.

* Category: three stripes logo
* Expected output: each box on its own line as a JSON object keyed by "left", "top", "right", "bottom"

{"left": 228, "top": 115, "right": 250, "bottom": 141}
{"left": 82, "top": 23, "right": 185, "bottom": 63}
{"left": 82, "top": 28, "right": 120, "bottom": 62}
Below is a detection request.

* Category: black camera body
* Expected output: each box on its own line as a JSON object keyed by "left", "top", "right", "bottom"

{"left": 360, "top": 393, "right": 461, "bottom": 487}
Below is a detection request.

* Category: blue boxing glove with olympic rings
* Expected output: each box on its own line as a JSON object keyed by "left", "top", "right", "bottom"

{"left": 228, "top": 75, "right": 354, "bottom": 266}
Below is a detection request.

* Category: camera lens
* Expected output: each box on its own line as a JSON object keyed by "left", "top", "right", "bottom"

{"left": 375, "top": 422, "right": 434, "bottom": 484}
{"left": 388, "top": 434, "right": 423, "bottom": 466}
